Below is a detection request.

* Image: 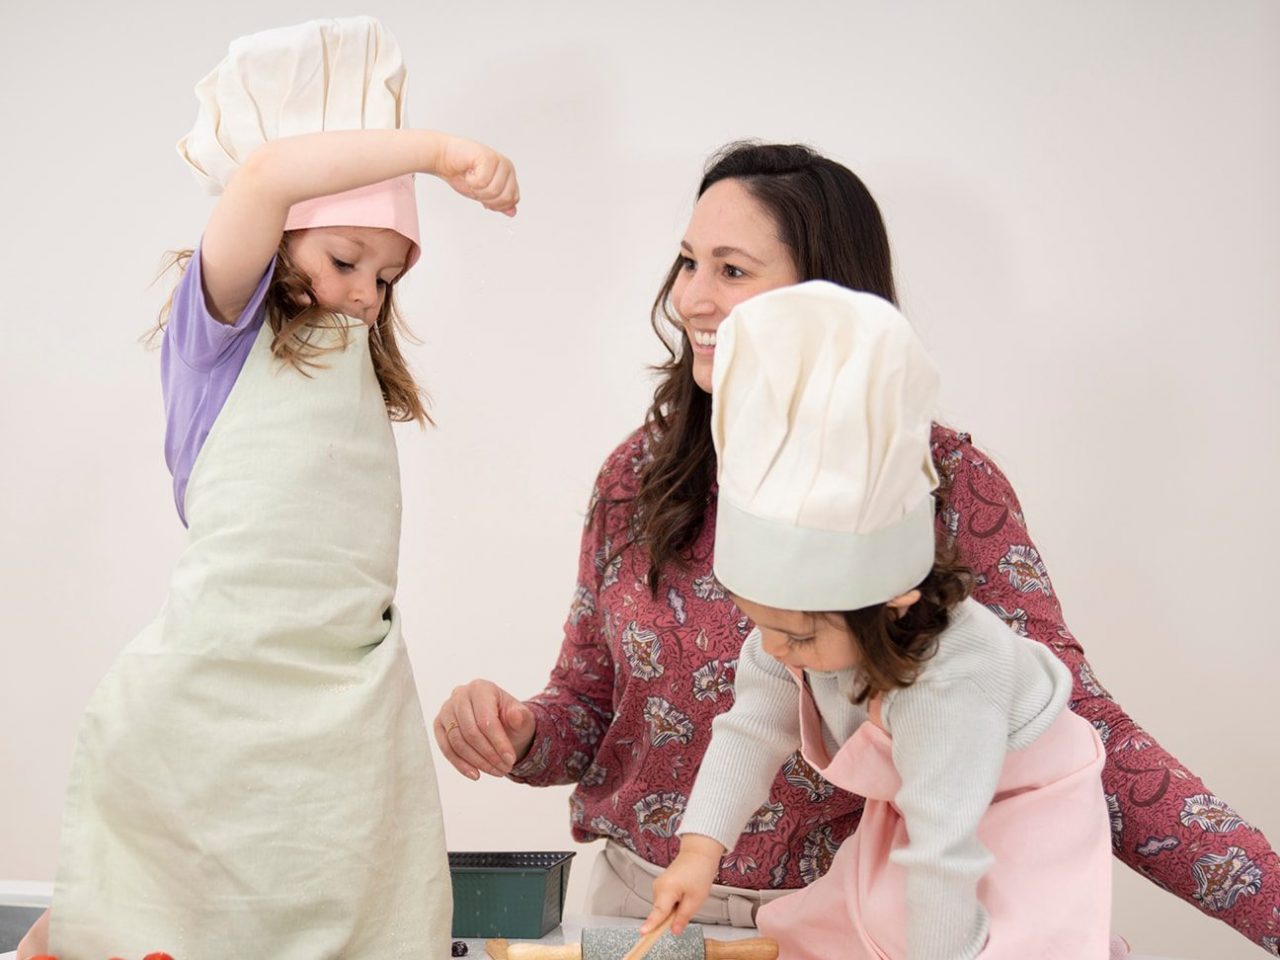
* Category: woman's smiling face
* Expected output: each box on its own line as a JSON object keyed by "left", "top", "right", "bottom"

{"left": 670, "top": 178, "right": 801, "bottom": 392}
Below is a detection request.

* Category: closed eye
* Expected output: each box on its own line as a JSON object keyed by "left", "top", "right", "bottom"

{"left": 330, "top": 257, "right": 354, "bottom": 272}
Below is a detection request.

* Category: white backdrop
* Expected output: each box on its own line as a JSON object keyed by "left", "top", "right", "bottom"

{"left": 1, "top": 3, "right": 1277, "bottom": 959}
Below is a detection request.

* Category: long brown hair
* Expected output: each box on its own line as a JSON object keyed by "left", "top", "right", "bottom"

{"left": 838, "top": 546, "right": 974, "bottom": 705}
{"left": 627, "top": 141, "right": 898, "bottom": 593}
{"left": 155, "top": 237, "right": 430, "bottom": 424}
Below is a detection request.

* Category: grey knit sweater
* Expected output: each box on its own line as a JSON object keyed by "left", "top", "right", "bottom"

{"left": 679, "top": 597, "right": 1074, "bottom": 960}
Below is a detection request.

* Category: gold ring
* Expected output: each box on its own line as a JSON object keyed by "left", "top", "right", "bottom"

{"left": 444, "top": 719, "right": 460, "bottom": 734}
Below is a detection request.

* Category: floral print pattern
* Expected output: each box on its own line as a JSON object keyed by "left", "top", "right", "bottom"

{"left": 769, "top": 851, "right": 791, "bottom": 889}
{"left": 799, "top": 825, "right": 840, "bottom": 885}
{"left": 988, "top": 604, "right": 1028, "bottom": 636}
{"left": 568, "top": 584, "right": 595, "bottom": 626}
{"left": 1137, "top": 836, "right": 1179, "bottom": 857}
{"left": 621, "top": 621, "right": 663, "bottom": 681}
{"left": 997, "top": 544, "right": 1052, "bottom": 595}
{"left": 782, "top": 752, "right": 836, "bottom": 802}
{"left": 1078, "top": 661, "right": 1111, "bottom": 700}
{"left": 590, "top": 815, "right": 632, "bottom": 848}
{"left": 666, "top": 586, "right": 687, "bottom": 625}
{"left": 1192, "top": 847, "right": 1263, "bottom": 911}
{"left": 692, "top": 572, "right": 726, "bottom": 601}
{"left": 744, "top": 801, "right": 785, "bottom": 834}
{"left": 595, "top": 540, "right": 622, "bottom": 590}
{"left": 720, "top": 851, "right": 758, "bottom": 876}
{"left": 644, "top": 696, "right": 694, "bottom": 748}
{"left": 1180, "top": 794, "right": 1248, "bottom": 833}
{"left": 691, "top": 659, "right": 733, "bottom": 702}
{"left": 634, "top": 791, "right": 686, "bottom": 837}
{"left": 1091, "top": 717, "right": 1112, "bottom": 746}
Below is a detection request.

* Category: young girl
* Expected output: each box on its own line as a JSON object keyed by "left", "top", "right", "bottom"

{"left": 18, "top": 17, "right": 518, "bottom": 960}
{"left": 641, "top": 281, "right": 1112, "bottom": 959}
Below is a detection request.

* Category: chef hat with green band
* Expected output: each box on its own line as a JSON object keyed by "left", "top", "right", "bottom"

{"left": 710, "top": 280, "right": 941, "bottom": 612}
{"left": 176, "top": 16, "right": 421, "bottom": 269}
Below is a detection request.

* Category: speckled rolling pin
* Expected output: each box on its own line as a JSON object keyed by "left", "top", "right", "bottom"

{"left": 504, "top": 924, "right": 779, "bottom": 960}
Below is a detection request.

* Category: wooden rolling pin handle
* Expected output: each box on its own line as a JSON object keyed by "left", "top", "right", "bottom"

{"left": 506, "top": 943, "right": 583, "bottom": 959}
{"left": 705, "top": 937, "right": 779, "bottom": 959}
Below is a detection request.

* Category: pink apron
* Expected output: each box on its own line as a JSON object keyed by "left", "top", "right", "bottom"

{"left": 755, "top": 672, "right": 1112, "bottom": 959}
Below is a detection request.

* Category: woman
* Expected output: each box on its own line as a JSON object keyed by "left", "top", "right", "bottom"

{"left": 435, "top": 142, "right": 1279, "bottom": 953}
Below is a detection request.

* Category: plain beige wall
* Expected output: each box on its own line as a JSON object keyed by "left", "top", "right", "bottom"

{"left": 2, "top": 2, "right": 1277, "bottom": 958}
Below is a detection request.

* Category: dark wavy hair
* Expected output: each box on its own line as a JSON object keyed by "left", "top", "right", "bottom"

{"left": 627, "top": 141, "right": 898, "bottom": 593}
{"left": 838, "top": 545, "right": 974, "bottom": 705}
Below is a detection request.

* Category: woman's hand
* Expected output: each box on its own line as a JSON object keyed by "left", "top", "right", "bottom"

{"left": 434, "top": 679, "right": 536, "bottom": 779}
{"left": 435, "top": 136, "right": 520, "bottom": 216}
{"left": 640, "top": 835, "right": 725, "bottom": 937}
{"left": 16, "top": 907, "right": 51, "bottom": 960}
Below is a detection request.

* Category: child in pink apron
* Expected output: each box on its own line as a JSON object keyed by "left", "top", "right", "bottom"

{"left": 640, "top": 281, "right": 1112, "bottom": 959}
{"left": 18, "top": 18, "right": 519, "bottom": 960}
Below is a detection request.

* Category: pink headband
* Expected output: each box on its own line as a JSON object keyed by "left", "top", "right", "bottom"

{"left": 284, "top": 174, "right": 421, "bottom": 272}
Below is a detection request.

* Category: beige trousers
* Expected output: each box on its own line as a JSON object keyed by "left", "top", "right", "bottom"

{"left": 586, "top": 841, "right": 793, "bottom": 928}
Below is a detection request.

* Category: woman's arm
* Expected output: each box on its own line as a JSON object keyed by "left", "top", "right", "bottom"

{"left": 937, "top": 429, "right": 1280, "bottom": 950}
{"left": 201, "top": 129, "right": 518, "bottom": 323}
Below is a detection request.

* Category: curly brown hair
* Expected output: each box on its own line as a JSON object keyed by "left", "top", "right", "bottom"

{"left": 624, "top": 141, "right": 897, "bottom": 593}
{"left": 154, "top": 238, "right": 430, "bottom": 424}
{"left": 836, "top": 544, "right": 975, "bottom": 705}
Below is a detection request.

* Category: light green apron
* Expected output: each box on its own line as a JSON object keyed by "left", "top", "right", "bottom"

{"left": 50, "top": 321, "right": 451, "bottom": 959}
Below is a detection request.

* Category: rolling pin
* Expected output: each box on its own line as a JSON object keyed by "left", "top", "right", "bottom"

{"left": 497, "top": 924, "right": 778, "bottom": 959}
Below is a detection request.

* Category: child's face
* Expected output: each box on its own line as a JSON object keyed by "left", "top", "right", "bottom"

{"left": 732, "top": 595, "right": 858, "bottom": 673}
{"left": 285, "top": 226, "right": 412, "bottom": 326}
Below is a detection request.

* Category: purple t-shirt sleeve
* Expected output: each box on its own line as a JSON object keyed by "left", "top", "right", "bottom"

{"left": 161, "top": 243, "right": 275, "bottom": 526}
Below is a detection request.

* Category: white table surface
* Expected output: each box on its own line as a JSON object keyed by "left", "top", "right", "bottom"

{"left": 0, "top": 912, "right": 1191, "bottom": 959}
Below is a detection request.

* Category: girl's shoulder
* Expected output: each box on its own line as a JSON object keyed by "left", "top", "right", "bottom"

{"left": 913, "top": 599, "right": 1021, "bottom": 685}
{"left": 908, "top": 599, "right": 1071, "bottom": 705}
{"left": 164, "top": 241, "right": 273, "bottom": 372}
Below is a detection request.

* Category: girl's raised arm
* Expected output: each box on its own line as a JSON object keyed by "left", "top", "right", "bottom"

{"left": 200, "top": 129, "right": 518, "bottom": 323}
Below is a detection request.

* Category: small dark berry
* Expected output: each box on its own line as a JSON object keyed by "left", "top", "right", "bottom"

{"left": 450, "top": 940, "right": 469, "bottom": 956}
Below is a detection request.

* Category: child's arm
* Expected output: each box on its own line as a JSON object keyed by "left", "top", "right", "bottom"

{"left": 643, "top": 833, "right": 726, "bottom": 936}
{"left": 201, "top": 129, "right": 517, "bottom": 323}
{"left": 884, "top": 678, "right": 1007, "bottom": 960}
{"left": 15, "top": 906, "right": 49, "bottom": 959}
{"left": 641, "top": 630, "right": 801, "bottom": 935}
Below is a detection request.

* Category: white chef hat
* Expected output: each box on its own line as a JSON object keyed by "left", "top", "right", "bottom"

{"left": 176, "top": 16, "right": 420, "bottom": 269}
{"left": 711, "top": 281, "right": 941, "bottom": 611}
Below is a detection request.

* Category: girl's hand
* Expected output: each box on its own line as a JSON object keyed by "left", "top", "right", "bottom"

{"left": 16, "top": 907, "right": 50, "bottom": 960}
{"left": 640, "top": 835, "right": 725, "bottom": 937}
{"left": 434, "top": 679, "right": 536, "bottom": 779}
{"left": 436, "top": 136, "right": 520, "bottom": 216}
